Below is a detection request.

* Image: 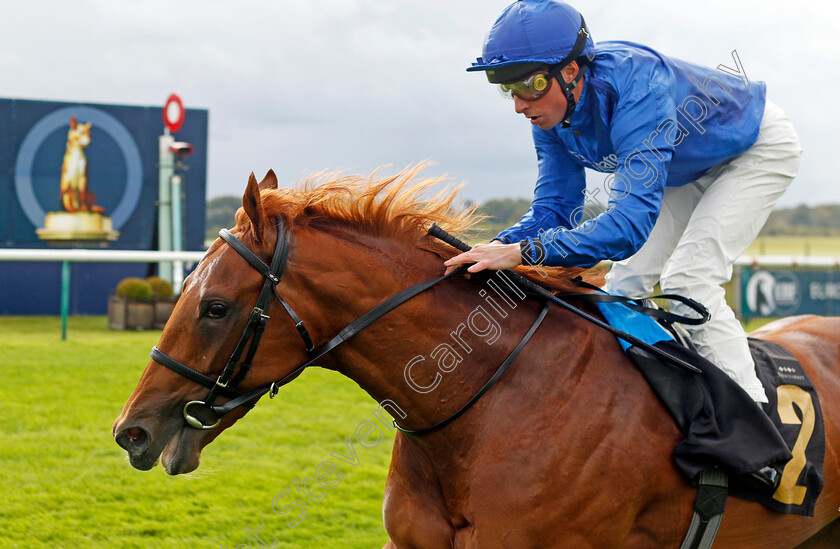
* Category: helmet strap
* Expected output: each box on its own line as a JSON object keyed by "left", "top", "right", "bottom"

{"left": 549, "top": 15, "right": 592, "bottom": 128}
{"left": 558, "top": 62, "right": 588, "bottom": 128}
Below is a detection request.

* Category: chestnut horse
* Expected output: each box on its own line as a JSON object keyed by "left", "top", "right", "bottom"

{"left": 114, "top": 167, "right": 840, "bottom": 548}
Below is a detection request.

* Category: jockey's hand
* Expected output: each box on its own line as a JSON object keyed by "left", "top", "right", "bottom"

{"left": 444, "top": 242, "right": 521, "bottom": 275}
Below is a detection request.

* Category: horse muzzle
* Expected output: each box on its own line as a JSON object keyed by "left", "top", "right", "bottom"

{"left": 113, "top": 413, "right": 191, "bottom": 472}
{"left": 114, "top": 424, "right": 151, "bottom": 456}
{"left": 113, "top": 421, "right": 162, "bottom": 471}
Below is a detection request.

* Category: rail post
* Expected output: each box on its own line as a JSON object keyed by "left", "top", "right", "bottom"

{"left": 60, "top": 260, "right": 70, "bottom": 340}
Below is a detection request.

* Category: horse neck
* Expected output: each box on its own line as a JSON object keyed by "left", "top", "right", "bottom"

{"left": 284, "top": 223, "right": 582, "bottom": 437}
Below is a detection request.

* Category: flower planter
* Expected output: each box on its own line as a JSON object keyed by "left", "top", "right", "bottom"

{"left": 108, "top": 294, "right": 155, "bottom": 331}
{"left": 109, "top": 276, "right": 176, "bottom": 330}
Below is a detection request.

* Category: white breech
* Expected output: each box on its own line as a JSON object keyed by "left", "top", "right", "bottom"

{"left": 605, "top": 100, "right": 802, "bottom": 403}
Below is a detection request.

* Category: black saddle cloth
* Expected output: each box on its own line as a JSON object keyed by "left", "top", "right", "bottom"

{"left": 627, "top": 338, "right": 825, "bottom": 516}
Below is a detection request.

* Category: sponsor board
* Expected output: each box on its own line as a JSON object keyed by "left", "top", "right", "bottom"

{"left": 742, "top": 269, "right": 839, "bottom": 319}
{"left": 0, "top": 98, "right": 208, "bottom": 315}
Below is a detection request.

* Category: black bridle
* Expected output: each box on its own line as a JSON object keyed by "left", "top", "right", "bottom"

{"left": 150, "top": 218, "right": 524, "bottom": 433}
{"left": 150, "top": 218, "right": 312, "bottom": 429}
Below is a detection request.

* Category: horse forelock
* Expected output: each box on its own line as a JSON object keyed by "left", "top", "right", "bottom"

{"left": 230, "top": 164, "right": 604, "bottom": 293}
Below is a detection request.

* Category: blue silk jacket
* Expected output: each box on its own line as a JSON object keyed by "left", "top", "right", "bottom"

{"left": 495, "top": 41, "right": 766, "bottom": 267}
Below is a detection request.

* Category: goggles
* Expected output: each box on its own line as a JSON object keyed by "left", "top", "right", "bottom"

{"left": 498, "top": 70, "right": 555, "bottom": 101}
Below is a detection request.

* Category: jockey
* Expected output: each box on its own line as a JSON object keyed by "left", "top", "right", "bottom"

{"left": 444, "top": 0, "right": 802, "bottom": 404}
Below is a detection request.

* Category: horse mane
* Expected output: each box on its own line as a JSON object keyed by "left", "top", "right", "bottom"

{"left": 234, "top": 164, "right": 604, "bottom": 293}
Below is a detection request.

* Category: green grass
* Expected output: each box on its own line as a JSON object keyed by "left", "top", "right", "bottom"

{"left": 0, "top": 313, "right": 804, "bottom": 548}
{"left": 0, "top": 317, "right": 393, "bottom": 549}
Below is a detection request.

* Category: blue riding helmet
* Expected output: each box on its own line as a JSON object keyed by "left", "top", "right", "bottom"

{"left": 467, "top": 0, "right": 595, "bottom": 128}
{"left": 467, "top": 0, "right": 594, "bottom": 78}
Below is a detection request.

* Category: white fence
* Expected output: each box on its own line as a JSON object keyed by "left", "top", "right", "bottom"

{"left": 2, "top": 248, "right": 838, "bottom": 338}
{"left": 0, "top": 249, "right": 205, "bottom": 263}
{"left": 0, "top": 248, "right": 206, "bottom": 339}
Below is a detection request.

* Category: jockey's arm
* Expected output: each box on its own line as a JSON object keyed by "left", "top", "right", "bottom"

{"left": 531, "top": 73, "right": 678, "bottom": 268}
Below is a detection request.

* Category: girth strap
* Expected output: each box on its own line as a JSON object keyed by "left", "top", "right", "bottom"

{"left": 679, "top": 469, "right": 728, "bottom": 549}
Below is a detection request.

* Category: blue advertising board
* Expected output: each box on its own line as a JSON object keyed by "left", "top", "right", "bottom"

{"left": 0, "top": 98, "right": 208, "bottom": 315}
{"left": 741, "top": 268, "right": 840, "bottom": 319}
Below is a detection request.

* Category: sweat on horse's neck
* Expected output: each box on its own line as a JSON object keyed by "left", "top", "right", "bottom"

{"left": 281, "top": 223, "right": 597, "bottom": 440}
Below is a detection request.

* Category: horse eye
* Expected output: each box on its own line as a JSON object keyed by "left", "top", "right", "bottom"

{"left": 206, "top": 303, "right": 228, "bottom": 319}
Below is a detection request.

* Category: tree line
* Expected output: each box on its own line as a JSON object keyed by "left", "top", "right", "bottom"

{"left": 206, "top": 196, "right": 840, "bottom": 243}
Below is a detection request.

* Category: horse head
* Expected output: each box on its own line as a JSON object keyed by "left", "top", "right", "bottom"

{"left": 113, "top": 169, "right": 320, "bottom": 474}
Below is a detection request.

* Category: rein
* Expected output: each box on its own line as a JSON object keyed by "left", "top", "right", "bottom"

{"left": 427, "top": 225, "right": 706, "bottom": 373}
{"left": 151, "top": 219, "right": 707, "bottom": 434}
{"left": 151, "top": 218, "right": 480, "bottom": 431}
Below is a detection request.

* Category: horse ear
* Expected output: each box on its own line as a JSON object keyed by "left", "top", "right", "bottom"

{"left": 242, "top": 172, "right": 266, "bottom": 241}
{"left": 258, "top": 169, "right": 278, "bottom": 191}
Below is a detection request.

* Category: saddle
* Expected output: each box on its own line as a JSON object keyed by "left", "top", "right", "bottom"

{"left": 597, "top": 300, "right": 825, "bottom": 517}
{"left": 423, "top": 225, "right": 825, "bottom": 520}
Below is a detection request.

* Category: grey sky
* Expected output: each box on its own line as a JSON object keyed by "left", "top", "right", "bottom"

{"left": 2, "top": 0, "right": 836, "bottom": 206}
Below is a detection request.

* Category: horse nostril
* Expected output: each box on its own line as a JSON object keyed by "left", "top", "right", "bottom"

{"left": 115, "top": 425, "right": 150, "bottom": 455}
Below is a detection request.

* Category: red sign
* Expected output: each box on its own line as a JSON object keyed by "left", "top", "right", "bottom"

{"left": 163, "top": 94, "right": 185, "bottom": 133}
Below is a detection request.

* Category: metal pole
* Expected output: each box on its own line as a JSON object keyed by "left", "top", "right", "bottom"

{"left": 733, "top": 265, "right": 743, "bottom": 321}
{"left": 61, "top": 260, "right": 70, "bottom": 340}
{"left": 740, "top": 265, "right": 751, "bottom": 324}
{"left": 158, "top": 130, "right": 175, "bottom": 284}
{"left": 171, "top": 173, "right": 184, "bottom": 293}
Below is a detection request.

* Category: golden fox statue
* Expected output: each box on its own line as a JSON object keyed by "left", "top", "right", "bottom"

{"left": 60, "top": 117, "right": 103, "bottom": 213}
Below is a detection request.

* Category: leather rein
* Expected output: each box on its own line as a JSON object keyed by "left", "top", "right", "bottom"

{"left": 150, "top": 219, "right": 707, "bottom": 434}
{"left": 150, "top": 218, "right": 544, "bottom": 434}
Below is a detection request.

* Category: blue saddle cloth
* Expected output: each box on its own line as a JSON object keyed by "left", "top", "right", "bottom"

{"left": 595, "top": 301, "right": 674, "bottom": 352}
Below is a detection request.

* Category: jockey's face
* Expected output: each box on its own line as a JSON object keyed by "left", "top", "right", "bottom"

{"left": 513, "top": 62, "right": 582, "bottom": 130}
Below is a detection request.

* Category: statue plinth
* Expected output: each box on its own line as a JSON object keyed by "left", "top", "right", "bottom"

{"left": 36, "top": 211, "right": 119, "bottom": 245}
